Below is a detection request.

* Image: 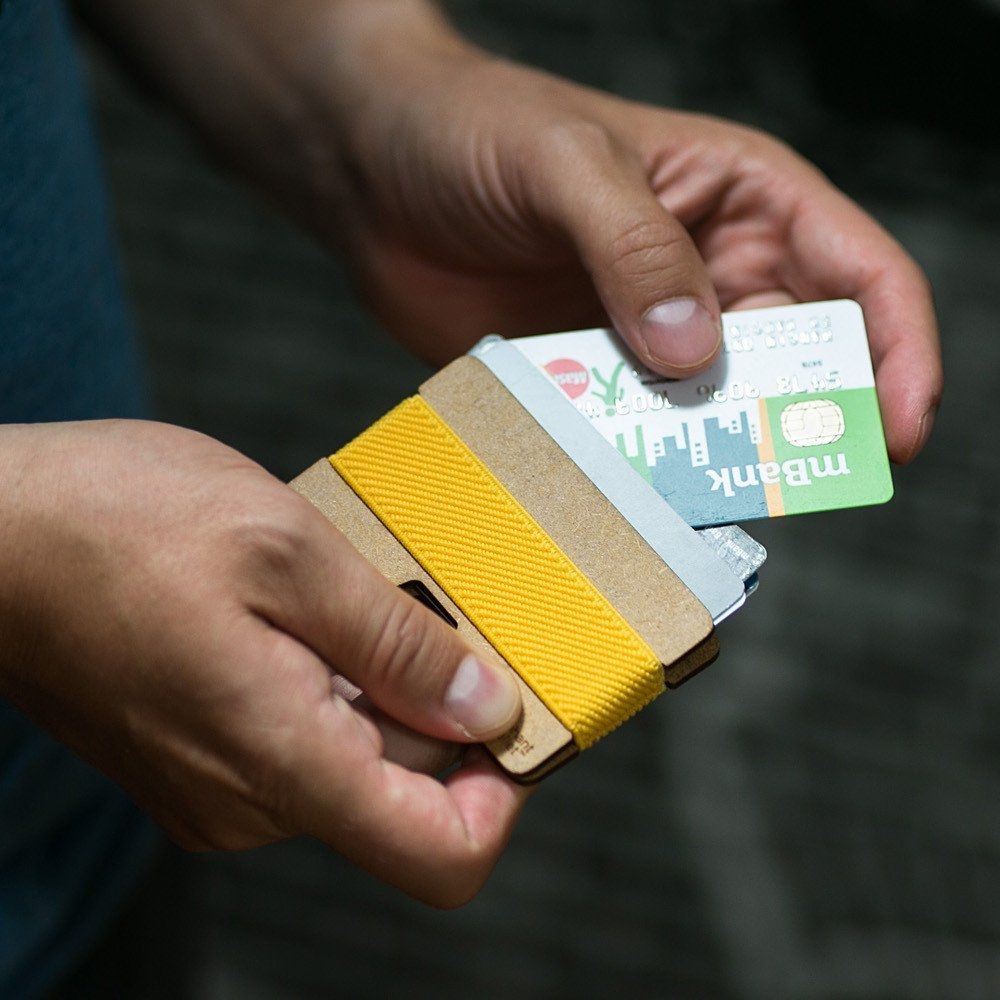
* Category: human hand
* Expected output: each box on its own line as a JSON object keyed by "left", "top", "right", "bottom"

{"left": 0, "top": 420, "right": 526, "bottom": 907}
{"left": 77, "top": 0, "right": 939, "bottom": 460}
{"left": 314, "top": 4, "right": 941, "bottom": 463}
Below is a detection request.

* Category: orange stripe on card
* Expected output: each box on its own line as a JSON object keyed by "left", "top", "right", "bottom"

{"left": 756, "top": 398, "right": 784, "bottom": 517}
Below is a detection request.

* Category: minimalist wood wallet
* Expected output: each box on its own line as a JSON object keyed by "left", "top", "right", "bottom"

{"left": 290, "top": 355, "right": 719, "bottom": 782}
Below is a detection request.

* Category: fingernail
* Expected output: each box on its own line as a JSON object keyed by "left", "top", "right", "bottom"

{"left": 445, "top": 654, "right": 521, "bottom": 738}
{"left": 641, "top": 298, "right": 722, "bottom": 371}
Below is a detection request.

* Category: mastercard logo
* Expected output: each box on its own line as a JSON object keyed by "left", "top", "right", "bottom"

{"left": 544, "top": 358, "right": 590, "bottom": 399}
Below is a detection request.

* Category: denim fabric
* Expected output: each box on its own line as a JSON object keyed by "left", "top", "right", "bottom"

{"left": 0, "top": 1, "right": 155, "bottom": 996}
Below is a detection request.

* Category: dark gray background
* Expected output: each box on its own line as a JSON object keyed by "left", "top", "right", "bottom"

{"left": 58, "top": 1, "right": 1000, "bottom": 997}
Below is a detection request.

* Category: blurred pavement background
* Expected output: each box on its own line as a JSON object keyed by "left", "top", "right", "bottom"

{"left": 55, "top": 1, "right": 1000, "bottom": 997}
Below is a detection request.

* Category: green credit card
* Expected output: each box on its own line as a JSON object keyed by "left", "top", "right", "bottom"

{"left": 512, "top": 300, "right": 893, "bottom": 527}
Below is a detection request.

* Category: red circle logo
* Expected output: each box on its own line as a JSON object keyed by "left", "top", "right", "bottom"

{"left": 544, "top": 358, "right": 590, "bottom": 399}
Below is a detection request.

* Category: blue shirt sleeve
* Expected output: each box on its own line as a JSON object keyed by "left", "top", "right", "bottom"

{"left": 0, "top": 1, "right": 158, "bottom": 996}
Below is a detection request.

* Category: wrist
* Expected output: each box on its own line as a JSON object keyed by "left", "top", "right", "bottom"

{"left": 310, "top": 2, "right": 474, "bottom": 150}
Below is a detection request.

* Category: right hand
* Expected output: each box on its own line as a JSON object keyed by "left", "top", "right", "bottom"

{"left": 0, "top": 419, "right": 527, "bottom": 907}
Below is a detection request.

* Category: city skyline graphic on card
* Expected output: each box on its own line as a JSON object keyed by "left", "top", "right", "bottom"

{"left": 513, "top": 300, "right": 893, "bottom": 528}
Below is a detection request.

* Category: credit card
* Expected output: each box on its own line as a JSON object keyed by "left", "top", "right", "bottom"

{"left": 512, "top": 300, "right": 893, "bottom": 527}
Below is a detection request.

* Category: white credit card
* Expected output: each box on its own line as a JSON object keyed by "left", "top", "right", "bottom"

{"left": 511, "top": 300, "right": 893, "bottom": 528}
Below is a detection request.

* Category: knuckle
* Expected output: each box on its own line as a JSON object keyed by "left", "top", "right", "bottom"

{"left": 608, "top": 217, "right": 691, "bottom": 282}
{"left": 235, "top": 507, "right": 312, "bottom": 580}
{"left": 526, "top": 118, "right": 623, "bottom": 177}
{"left": 724, "top": 120, "right": 798, "bottom": 163}
{"left": 366, "top": 596, "right": 440, "bottom": 692}
{"left": 745, "top": 126, "right": 794, "bottom": 161}
{"left": 548, "top": 119, "right": 616, "bottom": 158}
{"left": 712, "top": 119, "right": 815, "bottom": 183}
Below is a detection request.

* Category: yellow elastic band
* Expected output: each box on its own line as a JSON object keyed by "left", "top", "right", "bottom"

{"left": 330, "top": 396, "right": 663, "bottom": 749}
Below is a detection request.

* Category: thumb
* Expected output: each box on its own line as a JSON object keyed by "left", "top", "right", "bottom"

{"left": 275, "top": 515, "right": 522, "bottom": 744}
{"left": 536, "top": 129, "right": 722, "bottom": 377}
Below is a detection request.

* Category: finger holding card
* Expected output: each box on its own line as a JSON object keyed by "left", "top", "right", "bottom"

{"left": 780, "top": 186, "right": 943, "bottom": 463}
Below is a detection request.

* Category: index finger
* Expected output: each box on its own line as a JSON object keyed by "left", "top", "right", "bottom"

{"left": 781, "top": 183, "right": 942, "bottom": 463}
